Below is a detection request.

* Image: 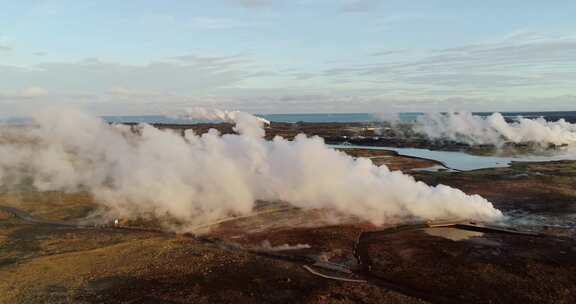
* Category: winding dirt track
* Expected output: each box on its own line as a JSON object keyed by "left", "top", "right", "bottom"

{"left": 0, "top": 205, "right": 85, "bottom": 227}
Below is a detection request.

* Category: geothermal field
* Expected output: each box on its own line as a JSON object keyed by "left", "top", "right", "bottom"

{"left": 1, "top": 109, "right": 576, "bottom": 303}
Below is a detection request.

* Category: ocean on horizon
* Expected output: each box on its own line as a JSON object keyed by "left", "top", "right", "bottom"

{"left": 2, "top": 111, "right": 576, "bottom": 125}
{"left": 103, "top": 111, "right": 576, "bottom": 124}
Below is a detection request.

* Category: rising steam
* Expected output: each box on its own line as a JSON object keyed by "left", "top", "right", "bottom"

{"left": 0, "top": 107, "right": 502, "bottom": 229}
{"left": 411, "top": 111, "right": 576, "bottom": 146}
{"left": 180, "top": 107, "right": 270, "bottom": 139}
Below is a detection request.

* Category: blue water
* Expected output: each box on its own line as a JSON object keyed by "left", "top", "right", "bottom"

{"left": 102, "top": 113, "right": 379, "bottom": 124}
{"left": 103, "top": 115, "right": 192, "bottom": 124}
{"left": 3, "top": 111, "right": 576, "bottom": 124}
{"left": 331, "top": 145, "right": 576, "bottom": 171}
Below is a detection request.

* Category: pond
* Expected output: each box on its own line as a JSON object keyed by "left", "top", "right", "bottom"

{"left": 332, "top": 144, "right": 576, "bottom": 171}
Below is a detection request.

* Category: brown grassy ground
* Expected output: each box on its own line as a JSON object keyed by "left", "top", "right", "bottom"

{"left": 1, "top": 150, "right": 576, "bottom": 303}
{"left": 0, "top": 210, "right": 423, "bottom": 304}
{"left": 0, "top": 191, "right": 95, "bottom": 221}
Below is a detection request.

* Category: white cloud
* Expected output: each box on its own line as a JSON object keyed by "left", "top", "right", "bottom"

{"left": 1, "top": 31, "right": 574, "bottom": 114}
{"left": 371, "top": 49, "right": 409, "bottom": 56}
{"left": 0, "top": 36, "right": 12, "bottom": 52}
{"left": 324, "top": 33, "right": 576, "bottom": 94}
{"left": 27, "top": 0, "right": 70, "bottom": 16}
{"left": 139, "top": 13, "right": 266, "bottom": 32}
{"left": 0, "top": 55, "right": 258, "bottom": 94}
{"left": 21, "top": 87, "right": 49, "bottom": 97}
{"left": 188, "top": 17, "right": 263, "bottom": 30}
{"left": 229, "top": 0, "right": 385, "bottom": 12}
{"left": 168, "top": 54, "right": 250, "bottom": 65}
{"left": 230, "top": 0, "right": 278, "bottom": 8}
{"left": 340, "top": 0, "right": 383, "bottom": 12}
{"left": 2, "top": 88, "right": 574, "bottom": 116}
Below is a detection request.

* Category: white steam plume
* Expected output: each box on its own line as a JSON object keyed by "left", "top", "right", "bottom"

{"left": 259, "top": 240, "right": 311, "bottom": 251}
{"left": 0, "top": 107, "right": 502, "bottom": 229}
{"left": 398, "top": 111, "right": 576, "bottom": 147}
{"left": 180, "top": 107, "right": 270, "bottom": 138}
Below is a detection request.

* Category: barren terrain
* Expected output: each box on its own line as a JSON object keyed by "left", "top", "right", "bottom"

{"left": 1, "top": 128, "right": 576, "bottom": 303}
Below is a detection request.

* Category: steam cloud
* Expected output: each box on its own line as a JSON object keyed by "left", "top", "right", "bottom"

{"left": 0, "top": 107, "right": 502, "bottom": 230}
{"left": 411, "top": 111, "right": 576, "bottom": 146}
{"left": 180, "top": 107, "right": 270, "bottom": 139}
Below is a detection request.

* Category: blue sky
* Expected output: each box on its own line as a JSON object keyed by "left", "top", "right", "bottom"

{"left": 1, "top": 0, "right": 575, "bottom": 114}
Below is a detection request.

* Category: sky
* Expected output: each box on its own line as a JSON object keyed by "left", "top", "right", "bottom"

{"left": 1, "top": 0, "right": 575, "bottom": 115}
